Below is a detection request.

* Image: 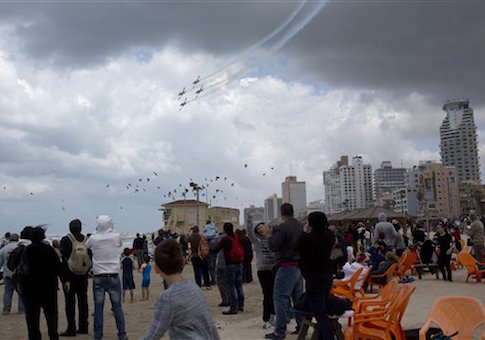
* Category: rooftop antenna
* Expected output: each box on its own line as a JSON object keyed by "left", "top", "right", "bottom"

{"left": 290, "top": 161, "right": 293, "bottom": 176}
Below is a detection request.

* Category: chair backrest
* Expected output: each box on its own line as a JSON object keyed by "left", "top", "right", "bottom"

{"left": 385, "top": 263, "right": 398, "bottom": 282}
{"left": 457, "top": 252, "right": 479, "bottom": 274}
{"left": 389, "top": 285, "right": 416, "bottom": 324}
{"left": 395, "top": 252, "right": 408, "bottom": 277}
{"left": 347, "top": 267, "right": 364, "bottom": 291}
{"left": 420, "top": 296, "right": 485, "bottom": 339}
{"left": 357, "top": 265, "right": 372, "bottom": 290}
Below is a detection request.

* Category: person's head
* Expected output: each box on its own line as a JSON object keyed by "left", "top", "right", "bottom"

{"left": 4, "top": 232, "right": 10, "bottom": 240}
{"left": 96, "top": 215, "right": 113, "bottom": 232}
{"left": 9, "top": 233, "right": 19, "bottom": 242}
{"left": 136, "top": 233, "right": 140, "bottom": 238}
{"left": 280, "top": 203, "right": 294, "bottom": 219}
{"left": 378, "top": 213, "right": 387, "bottom": 222}
{"left": 206, "top": 219, "right": 212, "bottom": 225}
{"left": 223, "top": 222, "right": 234, "bottom": 236}
{"left": 143, "top": 253, "right": 151, "bottom": 263}
{"left": 69, "top": 219, "right": 82, "bottom": 235}
{"left": 20, "top": 226, "right": 34, "bottom": 240}
{"left": 385, "top": 251, "right": 399, "bottom": 263}
{"left": 154, "top": 239, "right": 185, "bottom": 277}
{"left": 437, "top": 222, "right": 447, "bottom": 234}
{"left": 254, "top": 222, "right": 267, "bottom": 237}
{"left": 31, "top": 226, "right": 46, "bottom": 244}
{"left": 307, "top": 212, "right": 329, "bottom": 233}
{"left": 52, "top": 239, "right": 60, "bottom": 248}
{"left": 192, "top": 225, "right": 199, "bottom": 233}
{"left": 469, "top": 210, "right": 478, "bottom": 221}
{"left": 123, "top": 247, "right": 131, "bottom": 256}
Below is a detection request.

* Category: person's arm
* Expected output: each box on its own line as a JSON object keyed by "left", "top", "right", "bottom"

{"left": 246, "top": 222, "right": 259, "bottom": 244}
{"left": 140, "top": 295, "right": 173, "bottom": 340}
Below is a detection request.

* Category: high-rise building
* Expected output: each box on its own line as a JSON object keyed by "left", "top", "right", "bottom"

{"left": 392, "top": 167, "right": 420, "bottom": 217}
{"left": 416, "top": 161, "right": 460, "bottom": 219}
{"left": 281, "top": 176, "right": 307, "bottom": 219}
{"left": 307, "top": 200, "right": 325, "bottom": 214}
{"left": 243, "top": 205, "right": 265, "bottom": 228}
{"left": 374, "top": 161, "right": 406, "bottom": 200}
{"left": 440, "top": 99, "right": 481, "bottom": 184}
{"left": 323, "top": 155, "right": 372, "bottom": 214}
{"left": 264, "top": 194, "right": 282, "bottom": 223}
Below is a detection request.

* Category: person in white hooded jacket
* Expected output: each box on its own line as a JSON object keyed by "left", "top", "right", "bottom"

{"left": 86, "top": 215, "right": 127, "bottom": 340}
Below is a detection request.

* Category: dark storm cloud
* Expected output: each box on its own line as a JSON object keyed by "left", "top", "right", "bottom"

{"left": 1, "top": 1, "right": 484, "bottom": 104}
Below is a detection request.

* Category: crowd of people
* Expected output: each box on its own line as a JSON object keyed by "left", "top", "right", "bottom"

{"left": 0, "top": 205, "right": 484, "bottom": 340}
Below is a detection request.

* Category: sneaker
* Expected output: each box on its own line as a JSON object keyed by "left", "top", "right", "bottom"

{"left": 222, "top": 310, "right": 238, "bottom": 315}
{"left": 265, "top": 332, "right": 285, "bottom": 340}
{"left": 263, "top": 322, "right": 272, "bottom": 329}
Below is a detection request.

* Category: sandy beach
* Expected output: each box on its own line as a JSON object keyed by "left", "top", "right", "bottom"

{"left": 0, "top": 262, "right": 483, "bottom": 340}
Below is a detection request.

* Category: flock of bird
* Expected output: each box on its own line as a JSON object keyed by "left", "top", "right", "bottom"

{"left": 2, "top": 163, "right": 277, "bottom": 211}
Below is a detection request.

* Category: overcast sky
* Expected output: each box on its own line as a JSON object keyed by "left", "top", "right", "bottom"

{"left": 1, "top": 0, "right": 484, "bottom": 236}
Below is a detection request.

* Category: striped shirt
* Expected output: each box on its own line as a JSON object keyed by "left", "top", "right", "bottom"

{"left": 140, "top": 279, "right": 220, "bottom": 340}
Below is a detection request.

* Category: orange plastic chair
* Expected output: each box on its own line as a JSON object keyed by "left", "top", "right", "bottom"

{"left": 331, "top": 267, "right": 363, "bottom": 300}
{"left": 357, "top": 265, "right": 373, "bottom": 296}
{"left": 345, "top": 285, "right": 416, "bottom": 340}
{"left": 394, "top": 252, "right": 408, "bottom": 279}
{"left": 419, "top": 296, "right": 485, "bottom": 340}
{"left": 353, "top": 279, "right": 399, "bottom": 314}
{"left": 403, "top": 250, "right": 419, "bottom": 276}
{"left": 368, "top": 263, "right": 397, "bottom": 293}
{"left": 457, "top": 252, "right": 485, "bottom": 283}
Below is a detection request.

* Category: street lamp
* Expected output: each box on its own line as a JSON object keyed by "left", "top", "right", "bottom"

{"left": 190, "top": 182, "right": 202, "bottom": 227}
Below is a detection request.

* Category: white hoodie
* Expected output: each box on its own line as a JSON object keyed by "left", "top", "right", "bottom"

{"left": 86, "top": 215, "right": 123, "bottom": 275}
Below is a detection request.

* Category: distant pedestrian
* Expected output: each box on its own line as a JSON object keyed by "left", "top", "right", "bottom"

{"left": 87, "top": 215, "right": 127, "bottom": 340}
{"left": 187, "top": 226, "right": 210, "bottom": 288}
{"left": 468, "top": 210, "right": 485, "bottom": 262}
{"left": 210, "top": 233, "right": 229, "bottom": 307}
{"left": 140, "top": 254, "right": 152, "bottom": 301}
{"left": 133, "top": 233, "right": 145, "bottom": 268}
{"left": 121, "top": 248, "right": 136, "bottom": 303}
{"left": 0, "top": 233, "right": 24, "bottom": 315}
{"left": 238, "top": 229, "right": 253, "bottom": 283}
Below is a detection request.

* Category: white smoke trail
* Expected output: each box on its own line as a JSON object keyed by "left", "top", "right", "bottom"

{"left": 181, "top": 0, "right": 327, "bottom": 105}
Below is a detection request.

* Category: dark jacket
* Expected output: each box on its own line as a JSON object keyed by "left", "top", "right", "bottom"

{"left": 270, "top": 217, "right": 303, "bottom": 263}
{"left": 296, "top": 229, "right": 335, "bottom": 281}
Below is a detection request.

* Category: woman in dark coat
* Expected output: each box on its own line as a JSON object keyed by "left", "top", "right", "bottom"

{"left": 295, "top": 212, "right": 335, "bottom": 340}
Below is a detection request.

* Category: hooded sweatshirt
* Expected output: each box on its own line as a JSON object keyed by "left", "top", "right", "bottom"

{"left": 246, "top": 222, "right": 276, "bottom": 271}
{"left": 86, "top": 215, "right": 123, "bottom": 275}
{"left": 203, "top": 222, "right": 217, "bottom": 240}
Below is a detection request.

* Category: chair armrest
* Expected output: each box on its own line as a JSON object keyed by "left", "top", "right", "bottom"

{"left": 419, "top": 319, "right": 433, "bottom": 340}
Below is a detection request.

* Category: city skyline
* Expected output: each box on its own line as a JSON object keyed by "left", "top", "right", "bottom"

{"left": 1, "top": 2, "right": 484, "bottom": 234}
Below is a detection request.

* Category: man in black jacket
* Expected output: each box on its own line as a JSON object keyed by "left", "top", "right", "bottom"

{"left": 266, "top": 203, "right": 303, "bottom": 340}
{"left": 59, "top": 219, "right": 90, "bottom": 336}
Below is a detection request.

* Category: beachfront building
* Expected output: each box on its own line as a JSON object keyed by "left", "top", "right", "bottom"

{"left": 323, "top": 155, "right": 373, "bottom": 214}
{"left": 440, "top": 99, "right": 481, "bottom": 184}
{"left": 374, "top": 161, "right": 406, "bottom": 201}
{"left": 281, "top": 176, "right": 307, "bottom": 219}
{"left": 416, "top": 161, "right": 460, "bottom": 219}
{"left": 243, "top": 205, "right": 265, "bottom": 228}
{"left": 208, "top": 206, "right": 240, "bottom": 231}
{"left": 160, "top": 200, "right": 239, "bottom": 234}
{"left": 264, "top": 194, "right": 282, "bottom": 223}
{"left": 160, "top": 200, "right": 209, "bottom": 234}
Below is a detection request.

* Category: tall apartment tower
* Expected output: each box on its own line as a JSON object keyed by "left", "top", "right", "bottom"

{"left": 323, "top": 155, "right": 372, "bottom": 214}
{"left": 243, "top": 205, "right": 264, "bottom": 228}
{"left": 281, "top": 176, "right": 307, "bottom": 219}
{"left": 374, "top": 161, "right": 406, "bottom": 200}
{"left": 264, "top": 194, "right": 282, "bottom": 223}
{"left": 440, "top": 99, "right": 481, "bottom": 184}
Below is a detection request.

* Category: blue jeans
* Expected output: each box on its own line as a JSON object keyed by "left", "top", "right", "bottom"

{"left": 93, "top": 275, "right": 126, "bottom": 340}
{"left": 3, "top": 277, "right": 24, "bottom": 313}
{"left": 273, "top": 266, "right": 304, "bottom": 335}
{"left": 224, "top": 263, "right": 244, "bottom": 312}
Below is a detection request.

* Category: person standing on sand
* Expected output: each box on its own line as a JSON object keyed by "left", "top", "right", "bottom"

{"left": 266, "top": 203, "right": 304, "bottom": 340}
{"left": 246, "top": 217, "right": 277, "bottom": 329}
{"left": 141, "top": 239, "right": 220, "bottom": 340}
{"left": 0, "top": 233, "right": 24, "bottom": 315}
{"left": 468, "top": 210, "right": 485, "bottom": 262}
{"left": 86, "top": 215, "right": 127, "bottom": 340}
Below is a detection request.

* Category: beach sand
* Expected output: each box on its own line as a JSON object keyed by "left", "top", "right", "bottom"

{"left": 0, "top": 263, "right": 483, "bottom": 339}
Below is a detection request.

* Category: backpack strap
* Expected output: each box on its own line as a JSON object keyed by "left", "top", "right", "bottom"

{"left": 68, "top": 233, "right": 85, "bottom": 245}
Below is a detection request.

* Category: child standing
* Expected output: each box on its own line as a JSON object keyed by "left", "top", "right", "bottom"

{"left": 140, "top": 253, "right": 151, "bottom": 300}
{"left": 121, "top": 247, "right": 136, "bottom": 303}
{"left": 140, "top": 239, "right": 220, "bottom": 340}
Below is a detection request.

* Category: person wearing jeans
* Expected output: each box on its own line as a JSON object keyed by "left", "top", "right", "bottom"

{"left": 267, "top": 203, "right": 304, "bottom": 340}
{"left": 214, "top": 223, "right": 245, "bottom": 315}
{"left": 93, "top": 275, "right": 126, "bottom": 339}
{"left": 0, "top": 233, "right": 24, "bottom": 314}
{"left": 87, "top": 215, "right": 127, "bottom": 340}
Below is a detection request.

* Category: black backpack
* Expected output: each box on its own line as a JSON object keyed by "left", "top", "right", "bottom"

{"left": 10, "top": 246, "right": 29, "bottom": 284}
